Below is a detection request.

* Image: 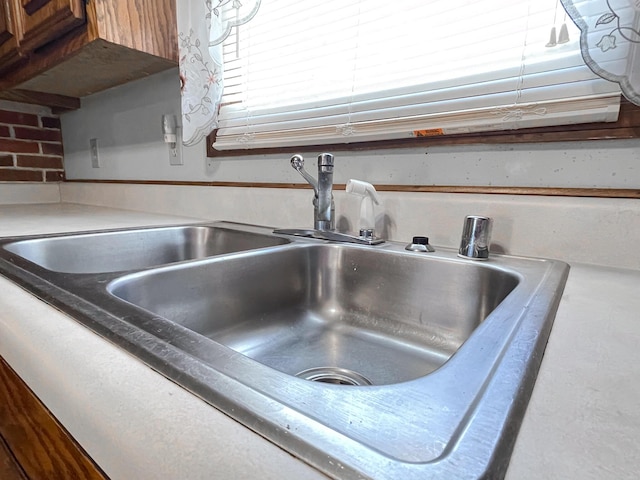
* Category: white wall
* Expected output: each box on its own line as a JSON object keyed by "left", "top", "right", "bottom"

{"left": 61, "top": 69, "right": 640, "bottom": 189}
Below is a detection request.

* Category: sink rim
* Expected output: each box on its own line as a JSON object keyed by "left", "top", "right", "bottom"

{"left": 0, "top": 221, "right": 570, "bottom": 480}
{"left": 103, "top": 241, "right": 532, "bottom": 464}
{"left": 0, "top": 221, "right": 290, "bottom": 274}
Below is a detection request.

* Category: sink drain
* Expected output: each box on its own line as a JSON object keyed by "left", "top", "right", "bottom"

{"left": 295, "top": 367, "right": 372, "bottom": 386}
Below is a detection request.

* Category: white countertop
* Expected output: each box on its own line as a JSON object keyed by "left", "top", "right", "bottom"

{"left": 1, "top": 203, "right": 638, "bottom": 479}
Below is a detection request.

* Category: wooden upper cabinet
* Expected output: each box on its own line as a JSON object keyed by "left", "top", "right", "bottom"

{"left": 0, "top": 0, "right": 23, "bottom": 72}
{"left": 0, "top": 0, "right": 177, "bottom": 110}
{"left": 15, "top": 0, "right": 84, "bottom": 51}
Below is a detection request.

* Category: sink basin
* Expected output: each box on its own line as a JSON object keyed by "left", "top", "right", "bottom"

{"left": 0, "top": 221, "right": 569, "bottom": 479}
{"left": 109, "top": 244, "right": 519, "bottom": 385}
{"left": 2, "top": 224, "right": 288, "bottom": 273}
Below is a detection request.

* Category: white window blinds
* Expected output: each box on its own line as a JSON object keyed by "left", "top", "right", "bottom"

{"left": 213, "top": 0, "right": 621, "bottom": 151}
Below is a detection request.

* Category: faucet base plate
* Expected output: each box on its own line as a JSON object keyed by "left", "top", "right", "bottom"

{"left": 273, "top": 228, "right": 385, "bottom": 245}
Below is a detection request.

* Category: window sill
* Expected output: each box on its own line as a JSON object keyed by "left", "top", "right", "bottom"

{"left": 207, "top": 99, "right": 640, "bottom": 158}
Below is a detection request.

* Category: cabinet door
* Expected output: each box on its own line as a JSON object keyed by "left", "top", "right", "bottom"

{"left": 0, "top": 0, "right": 23, "bottom": 71}
{"left": 0, "top": 357, "right": 107, "bottom": 479}
{"left": 17, "top": 0, "right": 85, "bottom": 52}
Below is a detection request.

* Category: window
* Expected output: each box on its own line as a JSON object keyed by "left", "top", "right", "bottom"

{"left": 211, "top": 0, "right": 621, "bottom": 151}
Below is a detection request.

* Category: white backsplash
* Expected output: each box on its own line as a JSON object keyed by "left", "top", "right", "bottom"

{"left": 0, "top": 183, "right": 60, "bottom": 204}
{"left": 60, "top": 182, "right": 640, "bottom": 270}
{"left": 54, "top": 69, "right": 640, "bottom": 270}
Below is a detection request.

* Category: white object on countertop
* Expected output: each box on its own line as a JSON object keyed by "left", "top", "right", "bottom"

{"left": 346, "top": 179, "right": 381, "bottom": 232}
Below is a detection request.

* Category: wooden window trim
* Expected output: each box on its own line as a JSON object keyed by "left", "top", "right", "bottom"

{"left": 206, "top": 98, "right": 640, "bottom": 158}
{"left": 62, "top": 178, "right": 640, "bottom": 198}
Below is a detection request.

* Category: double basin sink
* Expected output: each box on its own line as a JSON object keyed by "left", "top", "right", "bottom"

{"left": 0, "top": 222, "right": 569, "bottom": 479}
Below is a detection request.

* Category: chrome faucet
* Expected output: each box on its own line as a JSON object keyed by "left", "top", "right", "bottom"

{"left": 274, "top": 153, "right": 384, "bottom": 245}
{"left": 291, "top": 153, "right": 335, "bottom": 231}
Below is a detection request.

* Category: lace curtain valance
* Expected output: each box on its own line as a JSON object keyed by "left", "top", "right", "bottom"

{"left": 176, "top": 0, "right": 638, "bottom": 148}
{"left": 177, "top": 0, "right": 261, "bottom": 146}
{"left": 561, "top": 0, "right": 640, "bottom": 105}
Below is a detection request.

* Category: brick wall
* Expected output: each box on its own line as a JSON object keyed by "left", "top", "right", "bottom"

{"left": 0, "top": 106, "right": 64, "bottom": 183}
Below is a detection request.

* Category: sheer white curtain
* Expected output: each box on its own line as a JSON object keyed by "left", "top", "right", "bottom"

{"left": 177, "top": 0, "right": 261, "bottom": 146}
{"left": 213, "top": 0, "right": 622, "bottom": 151}
{"left": 561, "top": 0, "right": 640, "bottom": 105}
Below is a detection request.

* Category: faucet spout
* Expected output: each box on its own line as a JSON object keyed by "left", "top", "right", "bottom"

{"left": 316, "top": 153, "right": 334, "bottom": 231}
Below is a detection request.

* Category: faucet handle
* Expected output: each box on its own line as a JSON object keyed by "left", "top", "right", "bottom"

{"left": 290, "top": 154, "right": 318, "bottom": 195}
{"left": 290, "top": 154, "right": 305, "bottom": 170}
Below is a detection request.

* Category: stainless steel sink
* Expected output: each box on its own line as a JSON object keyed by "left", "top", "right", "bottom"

{"left": 2, "top": 224, "right": 288, "bottom": 273}
{"left": 0, "top": 221, "right": 569, "bottom": 480}
{"left": 109, "top": 244, "right": 519, "bottom": 386}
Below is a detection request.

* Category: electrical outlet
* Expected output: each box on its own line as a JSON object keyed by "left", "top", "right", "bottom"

{"left": 169, "top": 127, "right": 184, "bottom": 166}
{"left": 90, "top": 138, "right": 100, "bottom": 168}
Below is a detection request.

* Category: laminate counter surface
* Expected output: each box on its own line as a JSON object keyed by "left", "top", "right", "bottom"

{"left": 0, "top": 203, "right": 638, "bottom": 479}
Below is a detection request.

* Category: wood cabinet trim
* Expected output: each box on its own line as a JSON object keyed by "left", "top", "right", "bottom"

{"left": 0, "top": 357, "right": 108, "bottom": 480}
{"left": 0, "top": 434, "right": 26, "bottom": 480}
{"left": 15, "top": 0, "right": 85, "bottom": 53}
{"left": 0, "top": 0, "right": 24, "bottom": 73}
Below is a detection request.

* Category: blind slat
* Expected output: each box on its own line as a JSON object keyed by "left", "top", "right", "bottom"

{"left": 214, "top": 0, "right": 621, "bottom": 150}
